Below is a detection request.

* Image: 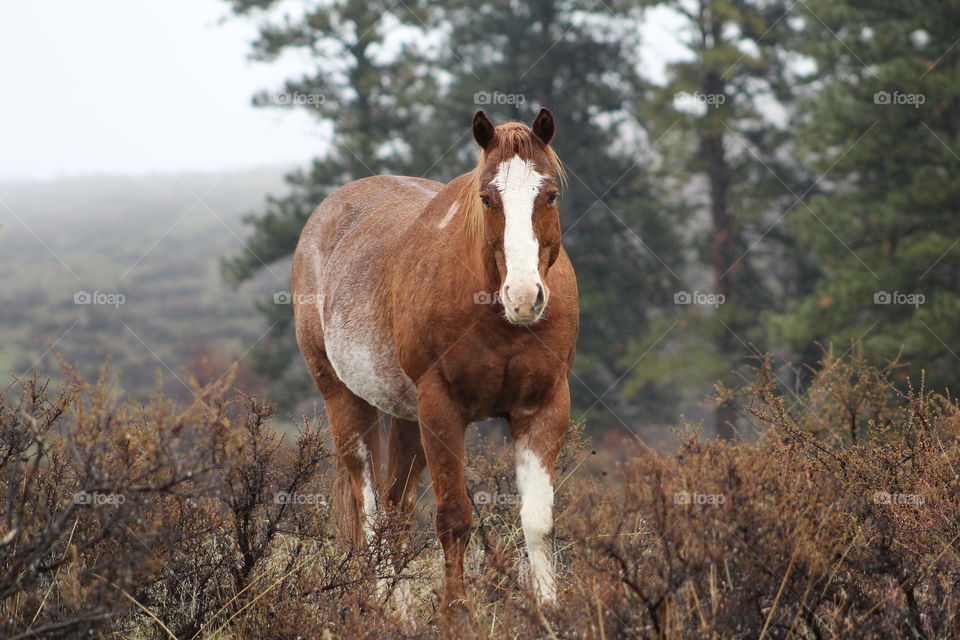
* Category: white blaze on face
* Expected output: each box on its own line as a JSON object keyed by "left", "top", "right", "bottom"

{"left": 516, "top": 445, "right": 557, "bottom": 604}
{"left": 491, "top": 156, "right": 546, "bottom": 322}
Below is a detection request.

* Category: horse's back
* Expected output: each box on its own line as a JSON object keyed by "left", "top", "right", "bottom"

{"left": 297, "top": 175, "right": 441, "bottom": 271}
{"left": 292, "top": 175, "right": 442, "bottom": 420}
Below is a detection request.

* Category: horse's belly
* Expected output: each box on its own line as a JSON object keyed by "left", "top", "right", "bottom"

{"left": 324, "top": 325, "right": 420, "bottom": 421}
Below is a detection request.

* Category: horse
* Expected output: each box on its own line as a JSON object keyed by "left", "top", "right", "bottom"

{"left": 291, "top": 107, "right": 579, "bottom": 620}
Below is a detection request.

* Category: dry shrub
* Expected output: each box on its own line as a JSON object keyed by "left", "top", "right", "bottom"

{"left": 2, "top": 349, "right": 959, "bottom": 639}
{"left": 562, "top": 349, "right": 960, "bottom": 639}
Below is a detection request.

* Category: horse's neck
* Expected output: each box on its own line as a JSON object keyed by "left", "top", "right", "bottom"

{"left": 422, "top": 173, "right": 499, "bottom": 292}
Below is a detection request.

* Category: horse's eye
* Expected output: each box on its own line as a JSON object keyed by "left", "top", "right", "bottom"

{"left": 547, "top": 193, "right": 559, "bottom": 205}
{"left": 480, "top": 195, "right": 491, "bottom": 208}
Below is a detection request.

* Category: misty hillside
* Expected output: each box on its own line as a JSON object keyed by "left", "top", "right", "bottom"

{"left": 0, "top": 168, "right": 294, "bottom": 405}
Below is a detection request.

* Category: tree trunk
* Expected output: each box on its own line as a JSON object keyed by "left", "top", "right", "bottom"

{"left": 701, "top": 67, "right": 737, "bottom": 440}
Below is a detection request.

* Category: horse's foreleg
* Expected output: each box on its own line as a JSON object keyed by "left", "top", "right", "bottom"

{"left": 509, "top": 378, "right": 570, "bottom": 605}
{"left": 417, "top": 373, "right": 471, "bottom": 616}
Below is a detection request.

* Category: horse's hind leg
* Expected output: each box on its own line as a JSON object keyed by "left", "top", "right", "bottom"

{"left": 383, "top": 416, "right": 427, "bottom": 619}
{"left": 385, "top": 417, "right": 426, "bottom": 524}
{"left": 301, "top": 343, "right": 381, "bottom": 546}
{"left": 327, "top": 388, "right": 381, "bottom": 547}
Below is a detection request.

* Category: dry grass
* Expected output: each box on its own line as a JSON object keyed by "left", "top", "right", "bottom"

{"left": 2, "top": 348, "right": 959, "bottom": 638}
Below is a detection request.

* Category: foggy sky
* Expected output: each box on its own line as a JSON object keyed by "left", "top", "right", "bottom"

{"left": 0, "top": 1, "right": 683, "bottom": 182}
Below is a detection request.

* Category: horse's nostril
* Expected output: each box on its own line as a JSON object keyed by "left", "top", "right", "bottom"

{"left": 534, "top": 285, "right": 545, "bottom": 311}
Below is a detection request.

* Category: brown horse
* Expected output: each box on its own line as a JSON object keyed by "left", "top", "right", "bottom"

{"left": 291, "top": 108, "right": 579, "bottom": 618}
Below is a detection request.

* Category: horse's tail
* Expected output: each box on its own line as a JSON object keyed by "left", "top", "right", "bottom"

{"left": 332, "top": 455, "right": 364, "bottom": 547}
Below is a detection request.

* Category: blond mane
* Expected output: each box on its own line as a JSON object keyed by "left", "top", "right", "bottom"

{"left": 458, "top": 122, "right": 566, "bottom": 243}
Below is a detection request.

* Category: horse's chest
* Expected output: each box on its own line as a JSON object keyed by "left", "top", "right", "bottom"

{"left": 446, "top": 350, "right": 562, "bottom": 419}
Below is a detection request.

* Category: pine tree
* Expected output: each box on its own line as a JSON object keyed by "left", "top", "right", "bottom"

{"left": 427, "top": 0, "right": 685, "bottom": 430}
{"left": 220, "top": 0, "right": 442, "bottom": 407}
{"left": 223, "top": 0, "right": 685, "bottom": 430}
{"left": 627, "top": 0, "right": 807, "bottom": 437}
{"left": 771, "top": 0, "right": 960, "bottom": 395}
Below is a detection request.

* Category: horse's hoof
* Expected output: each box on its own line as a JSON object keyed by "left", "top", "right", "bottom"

{"left": 438, "top": 598, "right": 472, "bottom": 634}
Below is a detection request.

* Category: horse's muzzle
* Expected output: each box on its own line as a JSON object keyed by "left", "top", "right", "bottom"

{"left": 502, "top": 281, "right": 546, "bottom": 324}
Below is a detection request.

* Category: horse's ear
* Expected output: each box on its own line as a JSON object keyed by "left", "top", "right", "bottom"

{"left": 473, "top": 110, "right": 496, "bottom": 150}
{"left": 531, "top": 108, "right": 555, "bottom": 146}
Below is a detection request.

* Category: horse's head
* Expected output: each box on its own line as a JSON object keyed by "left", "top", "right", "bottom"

{"left": 471, "top": 108, "right": 565, "bottom": 325}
